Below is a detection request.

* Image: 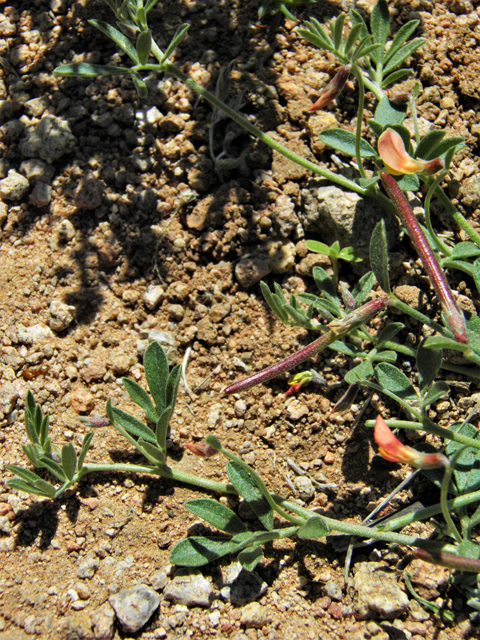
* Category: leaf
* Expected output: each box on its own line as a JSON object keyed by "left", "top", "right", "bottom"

{"left": 349, "top": 10, "right": 369, "bottom": 42}
{"left": 450, "top": 242, "right": 480, "bottom": 260}
{"left": 298, "top": 515, "right": 330, "bottom": 539}
{"left": 77, "top": 433, "right": 94, "bottom": 471}
{"left": 417, "top": 338, "right": 442, "bottom": 394}
{"left": 338, "top": 246, "right": 363, "bottom": 262}
{"left": 160, "top": 24, "right": 190, "bottom": 64}
{"left": 260, "top": 281, "right": 289, "bottom": 324}
{"left": 465, "top": 311, "right": 480, "bottom": 356}
{"left": 122, "top": 378, "right": 158, "bottom": 423}
{"left": 22, "top": 444, "right": 42, "bottom": 467}
{"left": 376, "top": 322, "right": 404, "bottom": 347}
{"left": 166, "top": 364, "right": 182, "bottom": 411}
{"left": 88, "top": 19, "right": 140, "bottom": 63}
{"left": 170, "top": 536, "right": 243, "bottom": 567}
{"left": 367, "top": 118, "right": 384, "bottom": 138}
{"left": 305, "top": 240, "right": 332, "bottom": 257}
{"left": 312, "top": 266, "right": 340, "bottom": 306}
{"left": 332, "top": 13, "right": 347, "bottom": 52}
{"left": 39, "top": 456, "right": 67, "bottom": 481}
{"left": 6, "top": 465, "right": 45, "bottom": 485}
{"left": 7, "top": 479, "right": 56, "bottom": 498}
{"left": 357, "top": 176, "right": 380, "bottom": 189}
{"left": 414, "top": 130, "right": 446, "bottom": 160}
{"left": 54, "top": 63, "right": 131, "bottom": 77}
{"left": 131, "top": 71, "right": 148, "bottom": 98}
{"left": 352, "top": 271, "right": 375, "bottom": 307}
{"left": 474, "top": 259, "right": 480, "bottom": 296}
{"left": 446, "top": 423, "right": 480, "bottom": 493}
{"left": 375, "top": 363, "right": 419, "bottom": 401}
{"left": 32, "top": 477, "right": 58, "bottom": 499}
{"left": 330, "top": 341, "right": 364, "bottom": 358}
{"left": 138, "top": 439, "right": 165, "bottom": 464}
{"left": 383, "top": 39, "right": 426, "bottom": 75}
{"left": 371, "top": 350, "right": 397, "bottom": 363}
{"left": 344, "top": 359, "right": 374, "bottom": 384}
{"left": 297, "top": 293, "right": 337, "bottom": 321}
{"left": 61, "top": 443, "right": 77, "bottom": 481}
{"left": 395, "top": 172, "right": 420, "bottom": 192}
{"left": 185, "top": 499, "right": 248, "bottom": 535}
{"left": 421, "top": 381, "right": 449, "bottom": 409}
{"left": 111, "top": 406, "right": 157, "bottom": 443}
{"left": 381, "top": 68, "right": 412, "bottom": 88}
{"left": 422, "top": 335, "right": 469, "bottom": 353}
{"left": 425, "top": 136, "right": 465, "bottom": 160}
{"left": 319, "top": 129, "right": 377, "bottom": 158}
{"left": 227, "top": 461, "right": 274, "bottom": 531}
{"left": 344, "top": 22, "right": 365, "bottom": 56}
{"left": 383, "top": 19, "right": 420, "bottom": 65}
{"left": 136, "top": 28, "right": 152, "bottom": 64}
{"left": 370, "top": 219, "right": 391, "bottom": 294}
{"left": 238, "top": 545, "right": 263, "bottom": 572}
{"left": 144, "top": 342, "right": 168, "bottom": 416}
{"left": 375, "top": 95, "right": 407, "bottom": 127}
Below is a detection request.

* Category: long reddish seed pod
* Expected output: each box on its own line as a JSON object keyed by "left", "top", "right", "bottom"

{"left": 381, "top": 172, "right": 467, "bottom": 344}
{"left": 224, "top": 298, "right": 387, "bottom": 395}
{"left": 308, "top": 66, "right": 350, "bottom": 112}
{"left": 414, "top": 548, "right": 480, "bottom": 572}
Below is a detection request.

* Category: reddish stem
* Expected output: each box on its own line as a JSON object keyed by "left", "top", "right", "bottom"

{"left": 380, "top": 172, "right": 467, "bottom": 344}
{"left": 225, "top": 298, "right": 387, "bottom": 394}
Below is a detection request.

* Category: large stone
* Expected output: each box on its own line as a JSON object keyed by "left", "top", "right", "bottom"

{"left": 109, "top": 585, "right": 160, "bottom": 633}
{"left": 352, "top": 562, "right": 409, "bottom": 620}
{"left": 20, "top": 115, "right": 76, "bottom": 162}
{"left": 299, "top": 182, "right": 399, "bottom": 261}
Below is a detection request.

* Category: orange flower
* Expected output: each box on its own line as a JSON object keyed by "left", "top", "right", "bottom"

{"left": 374, "top": 416, "right": 449, "bottom": 469}
{"left": 378, "top": 128, "right": 444, "bottom": 176}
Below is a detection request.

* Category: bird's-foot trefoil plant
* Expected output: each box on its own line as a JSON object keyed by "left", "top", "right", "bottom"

{"left": 8, "top": 343, "right": 480, "bottom": 613}
{"left": 37, "top": 0, "right": 480, "bottom": 618}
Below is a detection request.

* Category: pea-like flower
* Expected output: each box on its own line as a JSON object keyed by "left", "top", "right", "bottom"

{"left": 308, "top": 66, "right": 350, "bottom": 112}
{"left": 374, "top": 415, "right": 449, "bottom": 469}
{"left": 184, "top": 443, "right": 219, "bottom": 458}
{"left": 378, "top": 128, "right": 444, "bottom": 176}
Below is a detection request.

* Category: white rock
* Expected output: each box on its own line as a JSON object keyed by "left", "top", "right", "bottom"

{"left": 143, "top": 284, "right": 164, "bottom": 310}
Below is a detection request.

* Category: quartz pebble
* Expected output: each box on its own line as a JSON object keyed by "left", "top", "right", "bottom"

{"left": 90, "top": 602, "right": 115, "bottom": 640}
{"left": 294, "top": 475, "right": 315, "bottom": 501}
{"left": 240, "top": 602, "right": 271, "bottom": 629}
{"left": 30, "top": 182, "right": 51, "bottom": 207}
{"left": 0, "top": 169, "right": 29, "bottom": 201}
{"left": 143, "top": 284, "right": 164, "bottom": 310}
{"left": 163, "top": 569, "right": 213, "bottom": 607}
{"left": 20, "top": 115, "right": 76, "bottom": 162}
{"left": 109, "top": 585, "right": 160, "bottom": 633}
{"left": 220, "top": 562, "right": 268, "bottom": 605}
{"left": 49, "top": 300, "right": 76, "bottom": 332}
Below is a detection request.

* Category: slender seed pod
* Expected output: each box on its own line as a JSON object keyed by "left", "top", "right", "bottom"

{"left": 224, "top": 298, "right": 387, "bottom": 394}
{"left": 381, "top": 171, "right": 467, "bottom": 344}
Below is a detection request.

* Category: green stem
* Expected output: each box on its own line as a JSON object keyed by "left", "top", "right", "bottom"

{"left": 84, "top": 462, "right": 237, "bottom": 495}
{"left": 440, "top": 453, "right": 463, "bottom": 544}
{"left": 351, "top": 65, "right": 367, "bottom": 179}
{"left": 159, "top": 62, "right": 367, "bottom": 196}
{"left": 360, "top": 380, "right": 422, "bottom": 421}
{"left": 423, "top": 171, "right": 453, "bottom": 257}
{"left": 218, "top": 447, "right": 305, "bottom": 526}
{"left": 435, "top": 185, "right": 480, "bottom": 249}
{"left": 380, "top": 489, "right": 480, "bottom": 533}
{"left": 364, "top": 418, "right": 480, "bottom": 451}
{"left": 388, "top": 295, "right": 451, "bottom": 337}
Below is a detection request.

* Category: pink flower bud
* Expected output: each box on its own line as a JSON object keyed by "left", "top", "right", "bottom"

{"left": 378, "top": 128, "right": 444, "bottom": 176}
{"left": 385, "top": 88, "right": 411, "bottom": 105}
{"left": 184, "top": 443, "right": 219, "bottom": 458}
{"left": 308, "top": 66, "right": 350, "bottom": 112}
{"left": 374, "top": 416, "right": 449, "bottom": 469}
